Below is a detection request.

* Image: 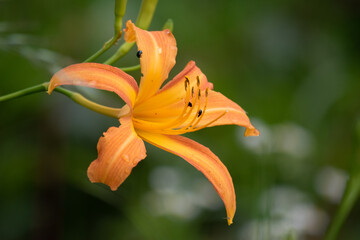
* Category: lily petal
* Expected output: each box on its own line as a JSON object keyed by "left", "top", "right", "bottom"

{"left": 124, "top": 20, "right": 177, "bottom": 103}
{"left": 137, "top": 130, "right": 236, "bottom": 225}
{"left": 87, "top": 116, "right": 146, "bottom": 191}
{"left": 191, "top": 90, "right": 260, "bottom": 136}
{"left": 133, "top": 65, "right": 259, "bottom": 136}
{"left": 135, "top": 88, "right": 259, "bottom": 136}
{"left": 48, "top": 63, "right": 138, "bottom": 107}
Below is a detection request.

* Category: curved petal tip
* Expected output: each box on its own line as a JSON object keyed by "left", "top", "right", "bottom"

{"left": 137, "top": 131, "right": 236, "bottom": 226}
{"left": 124, "top": 20, "right": 136, "bottom": 42}
{"left": 245, "top": 127, "right": 260, "bottom": 137}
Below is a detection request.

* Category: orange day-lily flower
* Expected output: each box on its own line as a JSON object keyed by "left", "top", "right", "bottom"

{"left": 48, "top": 20, "right": 259, "bottom": 225}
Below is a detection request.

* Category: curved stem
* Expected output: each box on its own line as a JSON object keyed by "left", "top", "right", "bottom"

{"left": 84, "top": 36, "right": 120, "bottom": 63}
{"left": 135, "top": 0, "right": 158, "bottom": 30}
{"left": 324, "top": 123, "right": 360, "bottom": 240}
{"left": 84, "top": 0, "right": 128, "bottom": 63}
{"left": 0, "top": 82, "right": 49, "bottom": 102}
{"left": 103, "top": 42, "right": 135, "bottom": 65}
{"left": 114, "top": 0, "right": 127, "bottom": 35}
{"left": 120, "top": 64, "right": 141, "bottom": 72}
{"left": 0, "top": 82, "right": 125, "bottom": 119}
{"left": 324, "top": 169, "right": 360, "bottom": 240}
{"left": 52, "top": 86, "right": 123, "bottom": 118}
{"left": 1, "top": 0, "right": 138, "bottom": 118}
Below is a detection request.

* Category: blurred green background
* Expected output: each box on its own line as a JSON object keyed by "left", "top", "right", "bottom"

{"left": 1, "top": 0, "right": 360, "bottom": 239}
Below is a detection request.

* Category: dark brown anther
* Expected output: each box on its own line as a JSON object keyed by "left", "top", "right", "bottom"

{"left": 191, "top": 87, "right": 194, "bottom": 97}
{"left": 188, "top": 102, "right": 193, "bottom": 107}
{"left": 198, "top": 109, "right": 203, "bottom": 117}
{"left": 185, "top": 77, "right": 190, "bottom": 90}
{"left": 137, "top": 50, "right": 142, "bottom": 58}
{"left": 205, "top": 88, "right": 209, "bottom": 97}
{"left": 198, "top": 90, "right": 201, "bottom": 98}
{"left": 196, "top": 76, "right": 200, "bottom": 86}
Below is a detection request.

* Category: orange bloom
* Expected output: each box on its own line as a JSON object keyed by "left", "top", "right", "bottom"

{"left": 48, "top": 20, "right": 259, "bottom": 225}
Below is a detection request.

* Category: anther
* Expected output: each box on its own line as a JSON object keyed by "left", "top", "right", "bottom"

{"left": 198, "top": 109, "right": 203, "bottom": 117}
{"left": 198, "top": 90, "right": 201, "bottom": 98}
{"left": 188, "top": 102, "right": 193, "bottom": 107}
{"left": 191, "top": 87, "right": 194, "bottom": 97}
{"left": 196, "top": 76, "right": 200, "bottom": 86}
{"left": 184, "top": 77, "right": 190, "bottom": 90}
{"left": 205, "top": 88, "right": 209, "bottom": 97}
{"left": 136, "top": 50, "right": 142, "bottom": 58}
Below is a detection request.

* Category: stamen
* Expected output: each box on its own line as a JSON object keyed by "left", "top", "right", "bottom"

{"left": 190, "top": 87, "right": 209, "bottom": 129}
{"left": 145, "top": 78, "right": 192, "bottom": 130}
{"left": 179, "top": 89, "right": 202, "bottom": 130}
{"left": 166, "top": 87, "right": 213, "bottom": 134}
{"left": 136, "top": 77, "right": 213, "bottom": 134}
{"left": 169, "top": 81, "right": 192, "bottom": 125}
{"left": 161, "top": 79, "right": 200, "bottom": 130}
{"left": 185, "top": 76, "right": 190, "bottom": 90}
{"left": 196, "top": 76, "right": 200, "bottom": 86}
{"left": 160, "top": 110, "right": 228, "bottom": 135}
{"left": 171, "top": 88, "right": 199, "bottom": 128}
{"left": 188, "top": 110, "right": 228, "bottom": 132}
{"left": 164, "top": 78, "right": 202, "bottom": 132}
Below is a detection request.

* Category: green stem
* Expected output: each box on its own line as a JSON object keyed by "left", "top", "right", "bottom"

{"left": 84, "top": 0, "right": 127, "bottom": 63}
{"left": 114, "top": 0, "right": 127, "bottom": 34}
{"left": 120, "top": 64, "right": 141, "bottom": 72}
{"left": 0, "top": 0, "right": 139, "bottom": 118}
{"left": 324, "top": 170, "right": 360, "bottom": 240}
{"left": 0, "top": 83, "right": 49, "bottom": 102}
{"left": 324, "top": 123, "right": 360, "bottom": 240}
{"left": 84, "top": 36, "right": 120, "bottom": 63}
{"left": 135, "top": 0, "right": 158, "bottom": 30}
{"left": 0, "top": 82, "right": 126, "bottom": 119}
{"left": 53, "top": 86, "right": 124, "bottom": 118}
{"left": 103, "top": 42, "right": 135, "bottom": 65}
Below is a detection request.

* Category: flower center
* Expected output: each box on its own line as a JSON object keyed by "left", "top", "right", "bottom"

{"left": 160, "top": 76, "right": 227, "bottom": 134}
{"left": 132, "top": 76, "right": 227, "bottom": 135}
